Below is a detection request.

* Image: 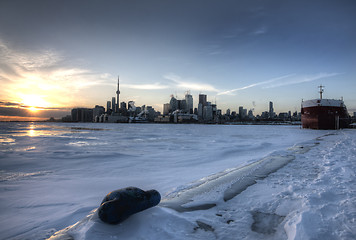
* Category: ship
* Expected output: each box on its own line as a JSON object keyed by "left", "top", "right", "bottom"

{"left": 301, "top": 85, "right": 349, "bottom": 129}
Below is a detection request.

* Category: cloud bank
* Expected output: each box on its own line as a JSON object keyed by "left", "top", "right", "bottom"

{"left": 0, "top": 39, "right": 114, "bottom": 109}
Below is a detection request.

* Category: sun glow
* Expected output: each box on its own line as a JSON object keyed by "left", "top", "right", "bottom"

{"left": 28, "top": 106, "right": 39, "bottom": 112}
{"left": 20, "top": 94, "right": 49, "bottom": 109}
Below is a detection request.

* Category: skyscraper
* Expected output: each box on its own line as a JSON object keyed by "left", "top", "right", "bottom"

{"left": 239, "top": 106, "right": 244, "bottom": 117}
{"left": 199, "top": 94, "right": 207, "bottom": 107}
{"left": 170, "top": 95, "right": 178, "bottom": 112}
{"left": 269, "top": 101, "right": 274, "bottom": 118}
{"left": 112, "top": 97, "right": 116, "bottom": 111}
{"left": 107, "top": 101, "right": 111, "bottom": 112}
{"left": 163, "top": 103, "right": 171, "bottom": 115}
{"left": 185, "top": 91, "right": 193, "bottom": 114}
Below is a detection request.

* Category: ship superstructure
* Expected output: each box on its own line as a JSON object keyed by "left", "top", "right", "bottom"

{"left": 301, "top": 86, "right": 349, "bottom": 129}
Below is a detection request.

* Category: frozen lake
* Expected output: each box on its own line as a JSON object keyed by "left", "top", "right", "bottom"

{"left": 0, "top": 122, "right": 355, "bottom": 239}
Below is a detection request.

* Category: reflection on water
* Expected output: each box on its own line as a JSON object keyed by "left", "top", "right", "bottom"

{"left": 0, "top": 137, "right": 15, "bottom": 144}
{"left": 12, "top": 124, "right": 65, "bottom": 137}
{"left": 68, "top": 141, "right": 90, "bottom": 146}
{"left": 0, "top": 123, "right": 107, "bottom": 153}
{"left": 24, "top": 146, "right": 36, "bottom": 151}
{"left": 0, "top": 123, "right": 110, "bottom": 141}
{"left": 0, "top": 170, "right": 52, "bottom": 182}
{"left": 27, "top": 125, "right": 36, "bottom": 137}
{"left": 70, "top": 127, "right": 108, "bottom": 131}
{"left": 26, "top": 124, "right": 58, "bottom": 137}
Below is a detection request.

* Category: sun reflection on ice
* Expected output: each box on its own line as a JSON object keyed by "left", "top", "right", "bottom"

{"left": 27, "top": 125, "right": 36, "bottom": 137}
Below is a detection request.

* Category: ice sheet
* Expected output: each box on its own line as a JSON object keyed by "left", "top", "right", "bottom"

{"left": 0, "top": 122, "right": 355, "bottom": 239}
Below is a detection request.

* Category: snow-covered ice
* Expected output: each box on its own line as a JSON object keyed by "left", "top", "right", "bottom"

{"left": 0, "top": 122, "right": 355, "bottom": 239}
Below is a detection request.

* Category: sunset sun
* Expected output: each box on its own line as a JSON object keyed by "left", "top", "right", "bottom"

{"left": 20, "top": 94, "right": 49, "bottom": 109}
{"left": 28, "top": 106, "right": 39, "bottom": 112}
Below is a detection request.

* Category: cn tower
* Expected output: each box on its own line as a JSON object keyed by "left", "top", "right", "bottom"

{"left": 116, "top": 76, "right": 120, "bottom": 112}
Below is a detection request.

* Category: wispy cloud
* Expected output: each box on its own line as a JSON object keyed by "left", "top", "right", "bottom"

{"left": 0, "top": 39, "right": 114, "bottom": 108}
{"left": 218, "top": 74, "right": 295, "bottom": 95}
{"left": 164, "top": 73, "right": 219, "bottom": 92}
{"left": 264, "top": 72, "right": 343, "bottom": 88}
{"left": 0, "top": 40, "right": 63, "bottom": 73}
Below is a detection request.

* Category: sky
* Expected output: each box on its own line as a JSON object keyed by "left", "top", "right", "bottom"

{"left": 0, "top": 0, "right": 356, "bottom": 120}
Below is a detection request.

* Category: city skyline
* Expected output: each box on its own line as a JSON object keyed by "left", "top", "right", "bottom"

{"left": 1, "top": 0, "right": 356, "bottom": 121}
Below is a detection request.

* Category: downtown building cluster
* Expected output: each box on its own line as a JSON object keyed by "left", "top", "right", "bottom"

{"left": 69, "top": 77, "right": 301, "bottom": 124}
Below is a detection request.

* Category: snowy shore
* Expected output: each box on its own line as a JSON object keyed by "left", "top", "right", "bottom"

{"left": 0, "top": 123, "right": 355, "bottom": 239}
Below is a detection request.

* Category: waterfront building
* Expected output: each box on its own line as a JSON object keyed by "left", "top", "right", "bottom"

{"left": 93, "top": 105, "right": 105, "bottom": 122}
{"left": 279, "top": 112, "right": 289, "bottom": 121}
{"left": 71, "top": 108, "right": 93, "bottom": 122}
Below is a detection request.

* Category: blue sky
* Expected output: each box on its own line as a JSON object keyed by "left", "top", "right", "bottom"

{"left": 0, "top": 0, "right": 355, "bottom": 120}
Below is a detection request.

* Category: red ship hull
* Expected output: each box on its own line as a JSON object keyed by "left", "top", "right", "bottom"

{"left": 301, "top": 106, "right": 349, "bottom": 130}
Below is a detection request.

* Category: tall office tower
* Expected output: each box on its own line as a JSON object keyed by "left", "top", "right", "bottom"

{"left": 203, "top": 102, "right": 213, "bottom": 121}
{"left": 243, "top": 109, "right": 247, "bottom": 118}
{"left": 112, "top": 97, "right": 116, "bottom": 112}
{"left": 199, "top": 94, "right": 207, "bottom": 107}
{"left": 116, "top": 76, "right": 120, "bottom": 112}
{"left": 212, "top": 104, "right": 217, "bottom": 117}
{"left": 269, "top": 101, "right": 274, "bottom": 118}
{"left": 177, "top": 100, "right": 182, "bottom": 110}
{"left": 163, "top": 103, "right": 171, "bottom": 115}
{"left": 239, "top": 106, "right": 243, "bottom": 117}
{"left": 107, "top": 101, "right": 111, "bottom": 112}
{"left": 226, "top": 108, "right": 231, "bottom": 115}
{"left": 185, "top": 91, "right": 193, "bottom": 114}
{"left": 198, "top": 103, "right": 203, "bottom": 118}
{"left": 179, "top": 100, "right": 187, "bottom": 112}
